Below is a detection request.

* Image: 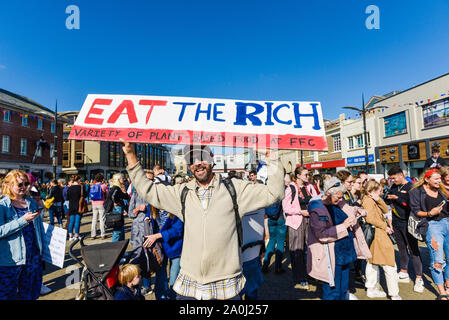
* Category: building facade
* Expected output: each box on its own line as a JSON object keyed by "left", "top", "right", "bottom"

{"left": 373, "top": 73, "right": 449, "bottom": 178}
{"left": 300, "top": 116, "right": 345, "bottom": 174}
{"left": 0, "top": 89, "right": 64, "bottom": 177}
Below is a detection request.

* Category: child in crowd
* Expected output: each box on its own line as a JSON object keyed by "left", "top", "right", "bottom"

{"left": 114, "top": 264, "right": 145, "bottom": 300}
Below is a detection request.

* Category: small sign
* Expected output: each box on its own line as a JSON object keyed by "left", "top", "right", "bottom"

{"left": 42, "top": 223, "right": 67, "bottom": 268}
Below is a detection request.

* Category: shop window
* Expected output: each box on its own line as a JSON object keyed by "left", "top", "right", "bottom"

{"left": 422, "top": 98, "right": 449, "bottom": 129}
{"left": 384, "top": 111, "right": 407, "bottom": 136}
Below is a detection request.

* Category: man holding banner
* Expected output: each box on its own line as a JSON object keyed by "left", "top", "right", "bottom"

{"left": 122, "top": 140, "right": 285, "bottom": 300}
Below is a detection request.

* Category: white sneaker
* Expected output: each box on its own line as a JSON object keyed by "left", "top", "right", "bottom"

{"left": 398, "top": 272, "right": 410, "bottom": 283}
{"left": 391, "top": 295, "right": 403, "bottom": 300}
{"left": 414, "top": 278, "right": 424, "bottom": 293}
{"left": 367, "top": 288, "right": 387, "bottom": 298}
{"left": 345, "top": 292, "right": 358, "bottom": 300}
{"left": 40, "top": 284, "right": 52, "bottom": 295}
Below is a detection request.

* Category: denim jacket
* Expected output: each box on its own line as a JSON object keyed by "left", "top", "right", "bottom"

{"left": 0, "top": 196, "right": 45, "bottom": 266}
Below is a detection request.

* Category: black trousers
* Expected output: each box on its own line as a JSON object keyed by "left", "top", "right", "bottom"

{"left": 393, "top": 221, "right": 423, "bottom": 276}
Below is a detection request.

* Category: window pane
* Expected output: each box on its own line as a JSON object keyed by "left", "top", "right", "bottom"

{"left": 20, "top": 139, "right": 27, "bottom": 155}
{"left": 422, "top": 98, "right": 449, "bottom": 129}
{"left": 2, "top": 136, "right": 10, "bottom": 153}
{"left": 384, "top": 111, "right": 407, "bottom": 136}
{"left": 38, "top": 119, "right": 43, "bottom": 130}
{"left": 22, "top": 115, "right": 28, "bottom": 126}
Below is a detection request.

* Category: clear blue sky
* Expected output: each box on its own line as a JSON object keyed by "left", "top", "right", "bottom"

{"left": 1, "top": 0, "right": 448, "bottom": 121}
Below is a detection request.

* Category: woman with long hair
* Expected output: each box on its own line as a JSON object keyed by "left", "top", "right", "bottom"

{"left": 362, "top": 180, "right": 402, "bottom": 300}
{"left": 108, "top": 173, "right": 129, "bottom": 242}
{"left": 282, "top": 166, "right": 318, "bottom": 290}
{"left": 0, "top": 170, "right": 45, "bottom": 300}
{"left": 440, "top": 166, "right": 449, "bottom": 190}
{"left": 67, "top": 175, "right": 83, "bottom": 240}
{"left": 410, "top": 168, "right": 449, "bottom": 300}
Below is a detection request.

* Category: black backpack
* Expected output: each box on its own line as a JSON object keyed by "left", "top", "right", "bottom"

{"left": 180, "top": 178, "right": 242, "bottom": 248}
{"left": 155, "top": 176, "right": 171, "bottom": 186}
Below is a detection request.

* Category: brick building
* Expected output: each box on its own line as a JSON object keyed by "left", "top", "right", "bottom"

{"left": 0, "top": 89, "right": 64, "bottom": 177}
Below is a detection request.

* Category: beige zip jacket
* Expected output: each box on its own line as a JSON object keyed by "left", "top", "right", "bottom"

{"left": 127, "top": 158, "right": 284, "bottom": 284}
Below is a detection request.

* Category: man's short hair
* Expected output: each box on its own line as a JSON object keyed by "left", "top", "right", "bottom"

{"left": 387, "top": 166, "right": 403, "bottom": 176}
{"left": 153, "top": 164, "right": 162, "bottom": 171}
{"left": 432, "top": 148, "right": 440, "bottom": 154}
{"left": 249, "top": 170, "right": 257, "bottom": 176}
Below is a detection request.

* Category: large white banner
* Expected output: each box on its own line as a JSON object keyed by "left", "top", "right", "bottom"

{"left": 42, "top": 223, "right": 67, "bottom": 268}
{"left": 69, "top": 94, "right": 328, "bottom": 150}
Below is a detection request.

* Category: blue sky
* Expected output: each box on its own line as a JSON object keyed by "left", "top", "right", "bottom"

{"left": 0, "top": 0, "right": 448, "bottom": 122}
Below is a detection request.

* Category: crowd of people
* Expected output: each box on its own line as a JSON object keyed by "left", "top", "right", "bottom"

{"left": 1, "top": 144, "right": 449, "bottom": 300}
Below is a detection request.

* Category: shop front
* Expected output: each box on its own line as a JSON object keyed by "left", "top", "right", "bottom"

{"left": 303, "top": 159, "right": 346, "bottom": 175}
{"left": 346, "top": 154, "right": 375, "bottom": 175}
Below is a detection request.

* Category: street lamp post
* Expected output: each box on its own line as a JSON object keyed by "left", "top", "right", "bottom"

{"left": 343, "top": 94, "right": 387, "bottom": 174}
{"left": 53, "top": 100, "right": 58, "bottom": 179}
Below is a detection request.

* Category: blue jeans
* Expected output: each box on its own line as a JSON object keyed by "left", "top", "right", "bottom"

{"left": 168, "top": 257, "right": 181, "bottom": 300}
{"left": 263, "top": 217, "right": 287, "bottom": 270}
{"left": 68, "top": 214, "right": 81, "bottom": 236}
{"left": 322, "top": 263, "right": 350, "bottom": 300}
{"left": 426, "top": 218, "right": 449, "bottom": 285}
{"left": 155, "top": 259, "right": 169, "bottom": 300}
{"left": 48, "top": 204, "right": 62, "bottom": 225}
{"left": 111, "top": 226, "right": 125, "bottom": 242}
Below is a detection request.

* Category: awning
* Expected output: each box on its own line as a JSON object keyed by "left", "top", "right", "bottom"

{"left": 302, "top": 159, "right": 346, "bottom": 170}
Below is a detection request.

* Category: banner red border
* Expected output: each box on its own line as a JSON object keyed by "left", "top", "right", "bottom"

{"left": 68, "top": 126, "right": 328, "bottom": 151}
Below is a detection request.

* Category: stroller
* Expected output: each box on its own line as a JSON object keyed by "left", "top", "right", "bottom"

{"left": 68, "top": 237, "right": 129, "bottom": 300}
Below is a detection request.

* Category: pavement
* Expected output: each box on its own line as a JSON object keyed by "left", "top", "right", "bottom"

{"left": 39, "top": 207, "right": 440, "bottom": 300}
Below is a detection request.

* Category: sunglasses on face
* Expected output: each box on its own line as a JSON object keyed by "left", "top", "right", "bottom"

{"left": 329, "top": 182, "right": 341, "bottom": 189}
{"left": 16, "top": 182, "right": 30, "bottom": 188}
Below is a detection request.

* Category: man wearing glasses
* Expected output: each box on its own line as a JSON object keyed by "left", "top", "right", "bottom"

{"left": 121, "top": 140, "right": 285, "bottom": 300}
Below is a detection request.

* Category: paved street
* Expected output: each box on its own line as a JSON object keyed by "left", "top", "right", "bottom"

{"left": 39, "top": 207, "right": 439, "bottom": 300}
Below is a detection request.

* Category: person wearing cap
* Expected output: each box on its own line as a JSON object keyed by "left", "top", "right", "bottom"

{"left": 306, "top": 177, "right": 371, "bottom": 300}
{"left": 425, "top": 148, "right": 448, "bottom": 170}
{"left": 122, "top": 140, "right": 284, "bottom": 300}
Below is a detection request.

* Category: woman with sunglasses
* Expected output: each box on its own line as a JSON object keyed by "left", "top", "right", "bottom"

{"left": 0, "top": 170, "right": 45, "bottom": 300}
{"left": 283, "top": 166, "right": 318, "bottom": 290}
{"left": 410, "top": 168, "right": 449, "bottom": 300}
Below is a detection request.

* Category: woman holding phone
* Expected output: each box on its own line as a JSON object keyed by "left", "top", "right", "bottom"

{"left": 0, "top": 170, "right": 46, "bottom": 300}
{"left": 410, "top": 168, "right": 449, "bottom": 300}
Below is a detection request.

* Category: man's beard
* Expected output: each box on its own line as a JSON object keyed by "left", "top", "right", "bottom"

{"left": 193, "top": 164, "right": 213, "bottom": 183}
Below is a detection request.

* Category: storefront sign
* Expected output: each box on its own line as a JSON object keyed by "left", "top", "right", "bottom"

{"left": 347, "top": 154, "right": 374, "bottom": 165}
{"left": 303, "top": 159, "right": 346, "bottom": 169}
{"left": 68, "top": 94, "right": 328, "bottom": 151}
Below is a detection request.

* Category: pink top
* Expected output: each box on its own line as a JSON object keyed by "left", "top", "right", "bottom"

{"left": 282, "top": 182, "right": 318, "bottom": 230}
{"left": 91, "top": 183, "right": 109, "bottom": 206}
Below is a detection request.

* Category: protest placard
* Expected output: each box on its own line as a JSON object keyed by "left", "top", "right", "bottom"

{"left": 68, "top": 94, "right": 328, "bottom": 150}
{"left": 42, "top": 223, "right": 67, "bottom": 268}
